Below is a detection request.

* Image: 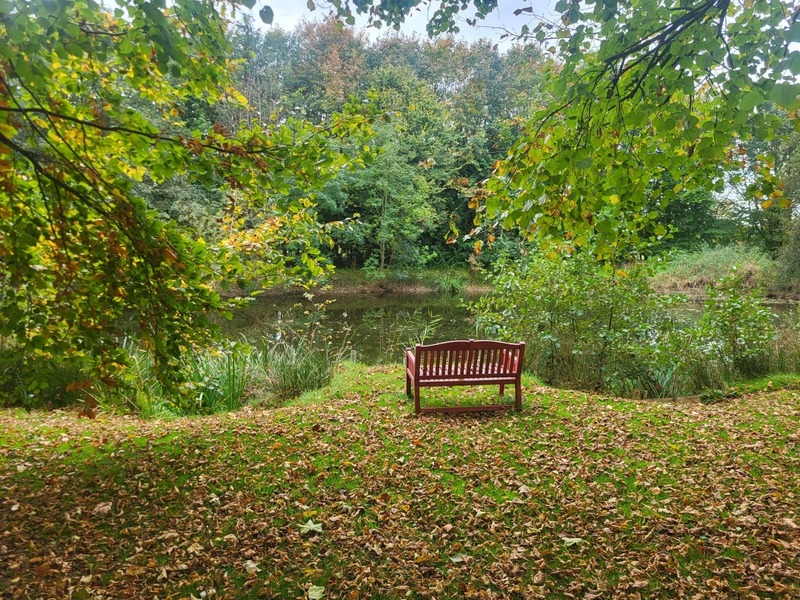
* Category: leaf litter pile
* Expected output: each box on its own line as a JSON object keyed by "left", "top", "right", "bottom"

{"left": 2, "top": 364, "right": 799, "bottom": 599}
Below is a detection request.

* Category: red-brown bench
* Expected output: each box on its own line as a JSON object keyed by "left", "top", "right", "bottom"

{"left": 405, "top": 339, "right": 525, "bottom": 415}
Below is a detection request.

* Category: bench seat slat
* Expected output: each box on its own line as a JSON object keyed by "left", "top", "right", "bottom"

{"left": 416, "top": 377, "right": 517, "bottom": 386}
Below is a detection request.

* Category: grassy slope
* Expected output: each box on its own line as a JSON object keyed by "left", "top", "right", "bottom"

{"left": 1, "top": 363, "right": 799, "bottom": 599}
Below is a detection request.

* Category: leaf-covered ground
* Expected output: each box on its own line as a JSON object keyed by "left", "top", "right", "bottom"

{"left": 2, "top": 364, "right": 799, "bottom": 599}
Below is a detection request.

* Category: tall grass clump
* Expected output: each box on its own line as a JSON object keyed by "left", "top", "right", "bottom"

{"left": 360, "top": 307, "right": 444, "bottom": 363}
{"left": 91, "top": 341, "right": 258, "bottom": 417}
{"left": 93, "top": 338, "right": 342, "bottom": 415}
{"left": 773, "top": 220, "right": 800, "bottom": 293}
{"left": 256, "top": 340, "right": 338, "bottom": 402}
{"left": 179, "top": 343, "right": 250, "bottom": 414}
{"left": 769, "top": 312, "right": 800, "bottom": 374}
{"left": 652, "top": 244, "right": 773, "bottom": 291}
{"left": 430, "top": 270, "right": 468, "bottom": 296}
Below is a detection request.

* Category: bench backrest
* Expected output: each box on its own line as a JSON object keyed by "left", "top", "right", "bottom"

{"left": 413, "top": 339, "right": 525, "bottom": 379}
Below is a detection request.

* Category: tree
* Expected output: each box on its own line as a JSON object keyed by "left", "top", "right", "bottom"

{"left": 0, "top": 0, "right": 373, "bottom": 399}
{"left": 320, "top": 0, "right": 798, "bottom": 257}
{"left": 285, "top": 17, "right": 368, "bottom": 121}
{"left": 318, "top": 65, "right": 455, "bottom": 270}
{"left": 221, "top": 18, "right": 297, "bottom": 130}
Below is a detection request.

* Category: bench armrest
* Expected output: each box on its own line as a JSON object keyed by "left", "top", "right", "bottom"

{"left": 405, "top": 348, "right": 415, "bottom": 372}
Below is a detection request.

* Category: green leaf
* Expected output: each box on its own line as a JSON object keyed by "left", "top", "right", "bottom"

{"left": 779, "top": 52, "right": 800, "bottom": 76}
{"left": 739, "top": 90, "right": 763, "bottom": 113}
{"left": 259, "top": 5, "right": 274, "bottom": 24}
{"left": 788, "top": 21, "right": 800, "bottom": 43}
{"left": 596, "top": 219, "right": 613, "bottom": 234}
{"left": 768, "top": 83, "right": 800, "bottom": 109}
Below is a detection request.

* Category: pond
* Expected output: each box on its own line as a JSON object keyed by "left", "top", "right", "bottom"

{"left": 220, "top": 291, "right": 798, "bottom": 365}
{"left": 220, "top": 292, "right": 478, "bottom": 364}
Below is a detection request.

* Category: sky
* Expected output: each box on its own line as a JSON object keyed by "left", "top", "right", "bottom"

{"left": 260, "top": 1, "right": 557, "bottom": 45}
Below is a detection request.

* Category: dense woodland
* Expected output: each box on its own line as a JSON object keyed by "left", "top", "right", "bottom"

{"left": 147, "top": 16, "right": 800, "bottom": 275}
{"left": 151, "top": 18, "right": 553, "bottom": 272}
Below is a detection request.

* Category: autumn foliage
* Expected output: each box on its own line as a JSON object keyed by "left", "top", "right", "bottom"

{"left": 0, "top": 0, "right": 374, "bottom": 400}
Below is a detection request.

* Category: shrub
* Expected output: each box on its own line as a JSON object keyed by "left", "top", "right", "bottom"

{"left": 472, "top": 251, "right": 795, "bottom": 398}
{"left": 0, "top": 350, "right": 87, "bottom": 409}
{"left": 694, "top": 272, "right": 775, "bottom": 378}
{"left": 472, "top": 252, "right": 678, "bottom": 395}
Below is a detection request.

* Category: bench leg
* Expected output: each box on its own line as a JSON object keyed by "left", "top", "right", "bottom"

{"left": 414, "top": 385, "right": 421, "bottom": 415}
{"left": 406, "top": 372, "right": 412, "bottom": 398}
{"left": 515, "top": 380, "right": 522, "bottom": 410}
{"left": 499, "top": 384, "right": 505, "bottom": 396}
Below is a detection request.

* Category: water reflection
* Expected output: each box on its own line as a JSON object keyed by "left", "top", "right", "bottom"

{"left": 220, "top": 293, "right": 477, "bottom": 364}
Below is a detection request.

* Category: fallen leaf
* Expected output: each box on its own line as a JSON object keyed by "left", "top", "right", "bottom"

{"left": 299, "top": 519, "right": 323, "bottom": 534}
{"left": 308, "top": 584, "right": 325, "bottom": 599}
{"left": 92, "top": 502, "right": 112, "bottom": 516}
{"left": 243, "top": 560, "right": 260, "bottom": 575}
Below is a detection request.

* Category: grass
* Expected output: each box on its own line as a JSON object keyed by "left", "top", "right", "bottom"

{"left": 321, "top": 267, "right": 484, "bottom": 295}
{"left": 255, "top": 340, "right": 337, "bottom": 402}
{"left": 87, "top": 341, "right": 339, "bottom": 416}
{"left": 651, "top": 244, "right": 774, "bottom": 291}
{"left": 1, "top": 363, "right": 799, "bottom": 598}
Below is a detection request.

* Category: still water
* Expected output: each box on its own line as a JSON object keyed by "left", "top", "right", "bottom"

{"left": 221, "top": 292, "right": 797, "bottom": 364}
{"left": 221, "top": 293, "right": 478, "bottom": 364}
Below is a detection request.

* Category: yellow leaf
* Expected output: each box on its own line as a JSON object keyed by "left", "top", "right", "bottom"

{"left": 609, "top": 194, "right": 620, "bottom": 204}
{"left": 0, "top": 122, "right": 17, "bottom": 138}
{"left": 761, "top": 199, "right": 774, "bottom": 210}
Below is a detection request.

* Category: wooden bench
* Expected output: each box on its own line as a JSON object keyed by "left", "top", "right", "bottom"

{"left": 405, "top": 339, "right": 525, "bottom": 415}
